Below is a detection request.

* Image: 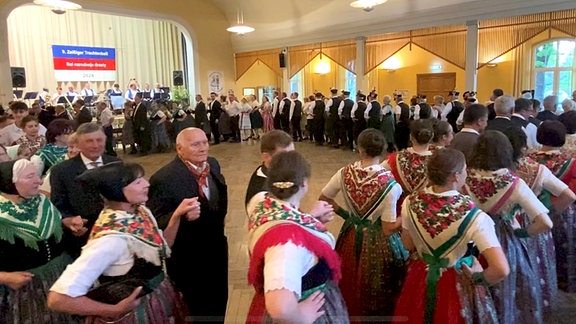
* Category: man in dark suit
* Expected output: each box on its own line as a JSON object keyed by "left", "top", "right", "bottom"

{"left": 148, "top": 127, "right": 228, "bottom": 322}
{"left": 73, "top": 99, "right": 93, "bottom": 126}
{"left": 536, "top": 95, "right": 559, "bottom": 122}
{"left": 50, "top": 123, "right": 120, "bottom": 257}
{"left": 449, "top": 104, "right": 488, "bottom": 162}
{"left": 486, "top": 95, "right": 516, "bottom": 133}
{"left": 132, "top": 92, "right": 151, "bottom": 155}
{"left": 194, "top": 94, "right": 210, "bottom": 140}
{"left": 486, "top": 88, "right": 504, "bottom": 120}
{"left": 208, "top": 92, "right": 223, "bottom": 144}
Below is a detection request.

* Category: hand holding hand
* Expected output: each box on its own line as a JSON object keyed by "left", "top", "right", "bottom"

{"left": 62, "top": 216, "right": 89, "bottom": 237}
{"left": 174, "top": 197, "right": 201, "bottom": 221}
{"left": 310, "top": 201, "right": 334, "bottom": 224}
{"left": 298, "top": 290, "right": 325, "bottom": 324}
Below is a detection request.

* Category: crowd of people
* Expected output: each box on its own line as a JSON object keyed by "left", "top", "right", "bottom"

{"left": 0, "top": 84, "right": 576, "bottom": 323}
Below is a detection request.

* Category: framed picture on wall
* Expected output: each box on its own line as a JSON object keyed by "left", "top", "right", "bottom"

{"left": 243, "top": 87, "right": 255, "bottom": 97}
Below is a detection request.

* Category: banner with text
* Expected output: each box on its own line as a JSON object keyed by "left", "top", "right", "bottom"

{"left": 52, "top": 45, "right": 116, "bottom": 81}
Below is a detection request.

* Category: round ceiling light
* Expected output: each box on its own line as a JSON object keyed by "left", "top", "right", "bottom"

{"left": 349, "top": 0, "right": 388, "bottom": 12}
{"left": 226, "top": 25, "right": 255, "bottom": 35}
{"left": 34, "top": 0, "right": 82, "bottom": 10}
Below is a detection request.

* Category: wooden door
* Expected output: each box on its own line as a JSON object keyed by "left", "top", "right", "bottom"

{"left": 417, "top": 73, "right": 456, "bottom": 102}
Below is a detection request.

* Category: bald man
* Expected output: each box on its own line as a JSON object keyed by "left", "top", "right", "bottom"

{"left": 147, "top": 127, "right": 228, "bottom": 322}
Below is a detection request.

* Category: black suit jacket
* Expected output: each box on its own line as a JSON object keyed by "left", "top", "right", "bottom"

{"left": 147, "top": 156, "right": 228, "bottom": 319}
{"left": 50, "top": 154, "right": 120, "bottom": 255}
{"left": 209, "top": 100, "right": 223, "bottom": 121}
{"left": 132, "top": 103, "right": 150, "bottom": 131}
{"left": 75, "top": 107, "right": 93, "bottom": 126}
{"left": 486, "top": 117, "right": 513, "bottom": 133}
{"left": 536, "top": 110, "right": 558, "bottom": 122}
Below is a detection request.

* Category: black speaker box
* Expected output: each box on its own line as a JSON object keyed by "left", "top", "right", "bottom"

{"left": 279, "top": 53, "right": 286, "bottom": 68}
{"left": 173, "top": 70, "right": 184, "bottom": 86}
{"left": 11, "top": 67, "right": 26, "bottom": 88}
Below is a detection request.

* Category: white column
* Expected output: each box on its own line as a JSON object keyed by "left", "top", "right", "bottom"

{"left": 355, "top": 36, "right": 366, "bottom": 93}
{"left": 282, "top": 48, "right": 290, "bottom": 94}
{"left": 465, "top": 20, "right": 479, "bottom": 92}
{"left": 0, "top": 16, "right": 12, "bottom": 107}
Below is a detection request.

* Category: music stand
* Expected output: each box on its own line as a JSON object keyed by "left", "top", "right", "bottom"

{"left": 111, "top": 96, "right": 125, "bottom": 110}
{"left": 142, "top": 92, "right": 151, "bottom": 100}
{"left": 24, "top": 92, "right": 38, "bottom": 100}
{"left": 153, "top": 93, "right": 161, "bottom": 101}
{"left": 66, "top": 96, "right": 76, "bottom": 103}
{"left": 13, "top": 90, "right": 23, "bottom": 99}
{"left": 57, "top": 96, "right": 67, "bottom": 104}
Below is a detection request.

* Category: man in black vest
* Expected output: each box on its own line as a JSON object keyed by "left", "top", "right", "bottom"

{"left": 338, "top": 90, "right": 355, "bottom": 151}
{"left": 278, "top": 92, "right": 291, "bottom": 133}
{"left": 512, "top": 97, "right": 538, "bottom": 148}
{"left": 208, "top": 92, "right": 223, "bottom": 144}
{"left": 326, "top": 87, "right": 342, "bottom": 148}
{"left": 394, "top": 93, "right": 411, "bottom": 150}
{"left": 312, "top": 92, "right": 326, "bottom": 145}
{"left": 442, "top": 91, "right": 465, "bottom": 134}
{"left": 272, "top": 90, "right": 281, "bottom": 129}
{"left": 352, "top": 92, "right": 368, "bottom": 149}
{"left": 367, "top": 91, "right": 382, "bottom": 129}
{"left": 290, "top": 92, "right": 303, "bottom": 141}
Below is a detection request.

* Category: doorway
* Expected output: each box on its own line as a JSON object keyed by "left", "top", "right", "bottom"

{"left": 417, "top": 72, "right": 456, "bottom": 102}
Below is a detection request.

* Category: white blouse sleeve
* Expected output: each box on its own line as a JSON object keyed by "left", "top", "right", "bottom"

{"left": 539, "top": 166, "right": 569, "bottom": 197}
{"left": 263, "top": 242, "right": 316, "bottom": 299}
{"left": 381, "top": 183, "right": 403, "bottom": 223}
{"left": 513, "top": 179, "right": 549, "bottom": 221}
{"left": 321, "top": 168, "right": 343, "bottom": 199}
{"left": 467, "top": 212, "right": 501, "bottom": 253}
{"left": 50, "top": 236, "right": 131, "bottom": 297}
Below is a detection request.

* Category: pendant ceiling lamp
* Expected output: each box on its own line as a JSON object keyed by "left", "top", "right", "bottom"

{"left": 33, "top": 0, "right": 82, "bottom": 14}
{"left": 227, "top": 10, "right": 255, "bottom": 35}
{"left": 314, "top": 43, "right": 330, "bottom": 75}
{"left": 350, "top": 0, "right": 388, "bottom": 12}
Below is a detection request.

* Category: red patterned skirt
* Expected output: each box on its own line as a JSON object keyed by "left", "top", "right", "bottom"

{"left": 394, "top": 259, "right": 498, "bottom": 324}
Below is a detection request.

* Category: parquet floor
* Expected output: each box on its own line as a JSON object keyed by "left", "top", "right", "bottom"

{"left": 121, "top": 137, "right": 576, "bottom": 323}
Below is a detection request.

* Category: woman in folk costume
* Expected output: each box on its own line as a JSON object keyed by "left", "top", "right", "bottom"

{"left": 0, "top": 159, "right": 77, "bottom": 323}
{"left": 394, "top": 148, "right": 509, "bottom": 324}
{"left": 429, "top": 119, "right": 454, "bottom": 151}
{"left": 527, "top": 120, "right": 576, "bottom": 293}
{"left": 260, "top": 96, "right": 275, "bottom": 134}
{"left": 48, "top": 162, "right": 195, "bottom": 323}
{"left": 382, "top": 119, "right": 434, "bottom": 213}
{"left": 246, "top": 151, "right": 349, "bottom": 323}
{"left": 463, "top": 131, "right": 552, "bottom": 324}
{"left": 240, "top": 97, "right": 253, "bottom": 141}
{"left": 504, "top": 127, "right": 576, "bottom": 314}
{"left": 319, "top": 129, "right": 408, "bottom": 321}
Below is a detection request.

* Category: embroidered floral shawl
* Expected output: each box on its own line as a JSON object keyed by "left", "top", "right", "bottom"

{"left": 340, "top": 162, "right": 397, "bottom": 219}
{"left": 528, "top": 151, "right": 574, "bottom": 180}
{"left": 89, "top": 206, "right": 169, "bottom": 265}
{"left": 248, "top": 194, "right": 327, "bottom": 233}
{"left": 0, "top": 194, "right": 63, "bottom": 250}
{"left": 464, "top": 168, "right": 519, "bottom": 216}
{"left": 515, "top": 156, "right": 541, "bottom": 190}
{"left": 408, "top": 191, "right": 477, "bottom": 240}
{"left": 388, "top": 150, "right": 429, "bottom": 193}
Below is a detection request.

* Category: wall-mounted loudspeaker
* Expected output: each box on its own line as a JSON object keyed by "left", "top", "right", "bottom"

{"left": 173, "top": 70, "right": 184, "bottom": 86}
{"left": 11, "top": 67, "right": 26, "bottom": 88}
{"left": 279, "top": 53, "right": 286, "bottom": 68}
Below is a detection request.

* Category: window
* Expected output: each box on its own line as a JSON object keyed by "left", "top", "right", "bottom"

{"left": 290, "top": 71, "right": 304, "bottom": 99}
{"left": 533, "top": 39, "right": 575, "bottom": 109}
{"left": 345, "top": 70, "right": 357, "bottom": 98}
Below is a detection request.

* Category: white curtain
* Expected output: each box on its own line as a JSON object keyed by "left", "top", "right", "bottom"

{"left": 7, "top": 5, "right": 182, "bottom": 94}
